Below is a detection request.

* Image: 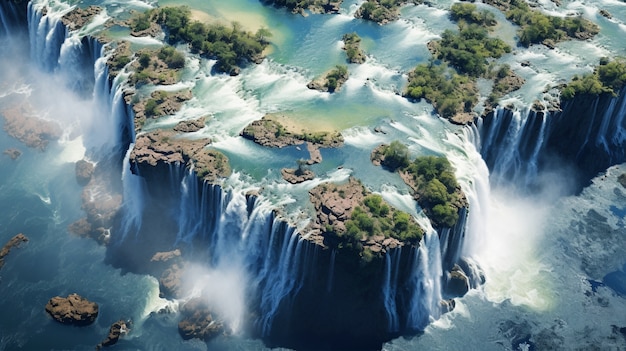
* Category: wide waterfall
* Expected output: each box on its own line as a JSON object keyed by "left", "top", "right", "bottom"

{"left": 1, "top": 0, "right": 625, "bottom": 350}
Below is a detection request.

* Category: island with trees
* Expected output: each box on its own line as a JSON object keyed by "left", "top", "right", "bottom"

{"left": 372, "top": 141, "right": 466, "bottom": 228}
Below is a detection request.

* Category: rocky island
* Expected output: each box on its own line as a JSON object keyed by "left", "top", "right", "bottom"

{"left": 45, "top": 294, "right": 99, "bottom": 326}
{"left": 0, "top": 233, "right": 28, "bottom": 271}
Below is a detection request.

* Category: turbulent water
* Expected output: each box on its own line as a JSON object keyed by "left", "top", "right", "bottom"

{"left": 0, "top": 0, "right": 625, "bottom": 350}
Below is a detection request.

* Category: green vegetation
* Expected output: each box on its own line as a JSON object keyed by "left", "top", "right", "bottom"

{"left": 434, "top": 24, "right": 511, "bottom": 77}
{"left": 561, "top": 58, "right": 626, "bottom": 99}
{"left": 450, "top": 3, "right": 497, "bottom": 28}
{"left": 129, "top": 46, "right": 184, "bottom": 85}
{"left": 109, "top": 54, "right": 131, "bottom": 71}
{"left": 343, "top": 195, "right": 423, "bottom": 245}
{"left": 374, "top": 143, "right": 462, "bottom": 228}
{"left": 404, "top": 63, "right": 478, "bottom": 119}
{"left": 259, "top": 0, "right": 340, "bottom": 14}
{"left": 486, "top": 0, "right": 599, "bottom": 47}
{"left": 405, "top": 156, "right": 460, "bottom": 227}
{"left": 132, "top": 6, "right": 270, "bottom": 74}
{"left": 380, "top": 140, "right": 410, "bottom": 171}
{"left": 325, "top": 65, "right": 348, "bottom": 92}
{"left": 342, "top": 32, "right": 366, "bottom": 64}
{"left": 356, "top": 0, "right": 420, "bottom": 24}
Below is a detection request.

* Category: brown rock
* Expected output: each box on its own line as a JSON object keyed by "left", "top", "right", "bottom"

{"left": 281, "top": 168, "right": 315, "bottom": 184}
{"left": 96, "top": 320, "right": 130, "bottom": 350}
{"left": 0, "top": 233, "right": 29, "bottom": 270}
{"left": 2, "top": 103, "right": 62, "bottom": 150}
{"left": 45, "top": 294, "right": 99, "bottom": 326}
{"left": 130, "top": 130, "right": 230, "bottom": 182}
{"left": 75, "top": 159, "right": 94, "bottom": 186}
{"left": 173, "top": 117, "right": 206, "bottom": 133}
{"left": 61, "top": 6, "right": 102, "bottom": 31}
{"left": 178, "top": 298, "right": 224, "bottom": 341}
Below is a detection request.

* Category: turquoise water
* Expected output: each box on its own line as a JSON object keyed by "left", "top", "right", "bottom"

{"left": 1, "top": 0, "right": 626, "bottom": 349}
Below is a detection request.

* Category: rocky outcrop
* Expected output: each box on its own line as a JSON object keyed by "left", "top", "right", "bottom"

{"left": 132, "top": 90, "right": 193, "bottom": 130}
{"left": 173, "top": 117, "right": 205, "bottom": 133}
{"left": 75, "top": 159, "right": 94, "bottom": 186}
{"left": 96, "top": 320, "right": 130, "bottom": 350}
{"left": 45, "top": 294, "right": 99, "bottom": 326}
{"left": 281, "top": 167, "right": 315, "bottom": 184}
{"left": 3, "top": 148, "right": 21, "bottom": 160}
{"left": 306, "top": 66, "right": 349, "bottom": 93}
{"left": 446, "top": 264, "right": 469, "bottom": 297}
{"left": 241, "top": 115, "right": 343, "bottom": 164}
{"left": 307, "top": 177, "right": 408, "bottom": 253}
{"left": 2, "top": 103, "right": 62, "bottom": 150}
{"left": 0, "top": 233, "right": 28, "bottom": 270}
{"left": 178, "top": 298, "right": 225, "bottom": 341}
{"left": 130, "top": 130, "right": 230, "bottom": 182}
{"left": 61, "top": 5, "right": 102, "bottom": 31}
{"left": 159, "top": 262, "right": 185, "bottom": 299}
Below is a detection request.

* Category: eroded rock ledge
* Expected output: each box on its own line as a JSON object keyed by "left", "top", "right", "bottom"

{"left": 130, "top": 130, "right": 231, "bottom": 182}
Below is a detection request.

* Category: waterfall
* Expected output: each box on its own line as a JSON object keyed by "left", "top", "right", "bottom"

{"left": 120, "top": 144, "right": 146, "bottom": 242}
{"left": 405, "top": 230, "right": 443, "bottom": 330}
{"left": 28, "top": 1, "right": 69, "bottom": 71}
{"left": 382, "top": 248, "right": 402, "bottom": 333}
{"left": 479, "top": 106, "right": 549, "bottom": 189}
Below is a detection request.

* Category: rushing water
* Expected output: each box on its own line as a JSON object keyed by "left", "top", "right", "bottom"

{"left": 1, "top": 0, "right": 625, "bottom": 349}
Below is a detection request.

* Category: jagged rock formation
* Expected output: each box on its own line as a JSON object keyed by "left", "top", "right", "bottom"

{"left": 0, "top": 233, "right": 28, "bottom": 270}
{"left": 96, "top": 320, "right": 130, "bottom": 350}
{"left": 2, "top": 103, "right": 62, "bottom": 150}
{"left": 178, "top": 298, "right": 225, "bottom": 341}
{"left": 45, "top": 294, "right": 99, "bottom": 326}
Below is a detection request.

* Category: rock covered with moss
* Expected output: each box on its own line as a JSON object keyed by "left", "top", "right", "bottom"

{"left": 260, "top": 0, "right": 342, "bottom": 15}
{"left": 342, "top": 32, "right": 366, "bottom": 64}
{"left": 355, "top": 0, "right": 422, "bottom": 25}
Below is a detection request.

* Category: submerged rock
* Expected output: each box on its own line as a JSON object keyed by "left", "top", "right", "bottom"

{"left": 45, "top": 294, "right": 99, "bottom": 326}
{"left": 2, "top": 102, "right": 62, "bottom": 150}
{"left": 3, "top": 148, "right": 21, "bottom": 160}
